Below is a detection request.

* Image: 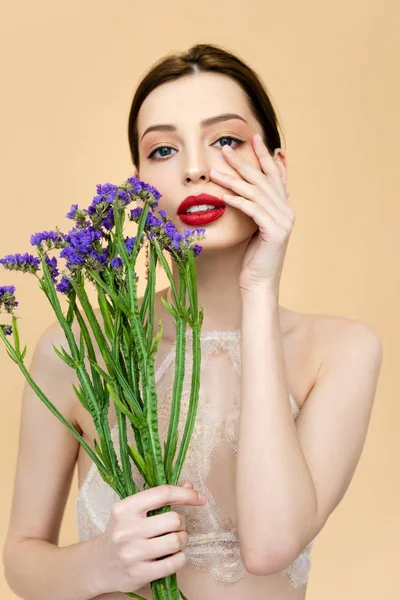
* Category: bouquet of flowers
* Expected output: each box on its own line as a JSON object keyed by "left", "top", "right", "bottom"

{"left": 0, "top": 176, "right": 206, "bottom": 600}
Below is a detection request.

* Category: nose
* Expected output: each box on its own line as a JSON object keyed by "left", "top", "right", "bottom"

{"left": 182, "top": 146, "right": 211, "bottom": 184}
{"left": 184, "top": 170, "right": 209, "bottom": 184}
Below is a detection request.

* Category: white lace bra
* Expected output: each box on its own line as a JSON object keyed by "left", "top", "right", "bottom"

{"left": 75, "top": 329, "right": 314, "bottom": 588}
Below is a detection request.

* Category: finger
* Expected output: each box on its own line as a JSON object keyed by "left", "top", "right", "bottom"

{"left": 120, "top": 485, "right": 207, "bottom": 518}
{"left": 222, "top": 194, "right": 293, "bottom": 232}
{"left": 180, "top": 480, "right": 194, "bottom": 489}
{"left": 211, "top": 169, "right": 289, "bottom": 223}
{"left": 142, "top": 530, "right": 189, "bottom": 561}
{"left": 220, "top": 138, "right": 291, "bottom": 216}
{"left": 142, "top": 549, "right": 187, "bottom": 581}
{"left": 252, "top": 135, "right": 287, "bottom": 197}
{"left": 220, "top": 144, "right": 272, "bottom": 195}
{"left": 141, "top": 510, "right": 187, "bottom": 539}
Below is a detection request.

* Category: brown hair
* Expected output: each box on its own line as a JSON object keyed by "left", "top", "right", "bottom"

{"left": 127, "top": 43, "right": 285, "bottom": 172}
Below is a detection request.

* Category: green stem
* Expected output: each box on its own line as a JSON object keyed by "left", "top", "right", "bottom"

{"left": 164, "top": 276, "right": 187, "bottom": 482}
{"left": 0, "top": 326, "right": 108, "bottom": 481}
{"left": 171, "top": 266, "right": 203, "bottom": 486}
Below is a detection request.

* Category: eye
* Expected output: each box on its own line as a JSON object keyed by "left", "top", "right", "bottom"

{"left": 147, "top": 135, "right": 244, "bottom": 161}
{"left": 147, "top": 145, "right": 177, "bottom": 160}
{"left": 213, "top": 135, "right": 244, "bottom": 149}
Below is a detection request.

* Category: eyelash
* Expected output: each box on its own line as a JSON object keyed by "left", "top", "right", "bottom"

{"left": 147, "top": 135, "right": 245, "bottom": 160}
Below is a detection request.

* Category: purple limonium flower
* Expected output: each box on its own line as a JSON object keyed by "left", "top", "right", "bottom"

{"left": 183, "top": 228, "right": 205, "bottom": 256}
{"left": 85, "top": 186, "right": 119, "bottom": 231}
{"left": 60, "top": 225, "right": 104, "bottom": 270}
{"left": 30, "top": 229, "right": 67, "bottom": 251}
{"left": 0, "top": 285, "right": 18, "bottom": 313}
{"left": 102, "top": 211, "right": 114, "bottom": 231}
{"left": 129, "top": 206, "right": 162, "bottom": 230}
{"left": 56, "top": 275, "right": 72, "bottom": 295}
{"left": 192, "top": 244, "right": 203, "bottom": 257}
{"left": 120, "top": 176, "right": 161, "bottom": 211}
{"left": 162, "top": 221, "right": 183, "bottom": 251}
{"left": 44, "top": 255, "right": 59, "bottom": 284}
{"left": 66, "top": 204, "right": 89, "bottom": 229}
{"left": 129, "top": 206, "right": 143, "bottom": 221}
{"left": 66, "top": 204, "right": 79, "bottom": 219}
{"left": 155, "top": 222, "right": 205, "bottom": 261}
{"left": 0, "top": 285, "right": 17, "bottom": 335}
{"left": 0, "top": 253, "right": 41, "bottom": 274}
{"left": 124, "top": 236, "right": 136, "bottom": 255}
{"left": 88, "top": 248, "right": 108, "bottom": 265}
{"left": 59, "top": 247, "right": 86, "bottom": 270}
{"left": 110, "top": 256, "right": 123, "bottom": 269}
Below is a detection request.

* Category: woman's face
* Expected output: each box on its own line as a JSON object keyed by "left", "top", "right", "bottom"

{"left": 136, "top": 72, "right": 286, "bottom": 250}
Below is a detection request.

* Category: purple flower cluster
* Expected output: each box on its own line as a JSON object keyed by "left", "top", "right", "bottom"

{"left": 121, "top": 176, "right": 162, "bottom": 206}
{"left": 124, "top": 236, "right": 136, "bottom": 255}
{"left": 0, "top": 285, "right": 18, "bottom": 336}
{"left": 81, "top": 182, "right": 133, "bottom": 232}
{"left": 60, "top": 225, "right": 104, "bottom": 271}
{"left": 56, "top": 275, "right": 72, "bottom": 294}
{"left": 30, "top": 230, "right": 67, "bottom": 250}
{"left": 66, "top": 204, "right": 90, "bottom": 230}
{"left": 128, "top": 203, "right": 204, "bottom": 260}
{"left": 110, "top": 257, "right": 123, "bottom": 269}
{"left": 0, "top": 176, "right": 205, "bottom": 308}
{"left": 0, "top": 285, "right": 18, "bottom": 313}
{"left": 0, "top": 253, "right": 41, "bottom": 274}
{"left": 66, "top": 204, "right": 79, "bottom": 219}
{"left": 45, "top": 255, "right": 59, "bottom": 284}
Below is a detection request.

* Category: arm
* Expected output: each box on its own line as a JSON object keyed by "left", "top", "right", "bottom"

{"left": 2, "top": 321, "right": 105, "bottom": 600}
{"left": 236, "top": 288, "right": 383, "bottom": 576}
{"left": 4, "top": 537, "right": 104, "bottom": 600}
{"left": 236, "top": 289, "right": 317, "bottom": 574}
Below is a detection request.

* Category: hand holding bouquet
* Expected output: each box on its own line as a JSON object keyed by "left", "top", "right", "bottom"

{"left": 0, "top": 176, "right": 206, "bottom": 600}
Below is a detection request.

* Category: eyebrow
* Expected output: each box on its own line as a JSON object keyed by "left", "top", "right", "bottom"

{"left": 140, "top": 112, "right": 248, "bottom": 141}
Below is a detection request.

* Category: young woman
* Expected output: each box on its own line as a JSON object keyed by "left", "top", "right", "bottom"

{"left": 3, "top": 44, "right": 383, "bottom": 600}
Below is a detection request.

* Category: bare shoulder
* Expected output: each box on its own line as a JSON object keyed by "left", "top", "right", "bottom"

{"left": 296, "top": 313, "right": 382, "bottom": 378}
{"left": 282, "top": 307, "right": 383, "bottom": 408}
{"left": 303, "top": 310, "right": 381, "bottom": 350}
{"left": 294, "top": 308, "right": 382, "bottom": 362}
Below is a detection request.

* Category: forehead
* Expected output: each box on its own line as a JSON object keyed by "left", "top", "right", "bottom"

{"left": 137, "top": 72, "right": 257, "bottom": 135}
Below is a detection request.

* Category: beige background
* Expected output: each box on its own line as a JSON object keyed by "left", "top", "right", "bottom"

{"left": 0, "top": 1, "right": 399, "bottom": 598}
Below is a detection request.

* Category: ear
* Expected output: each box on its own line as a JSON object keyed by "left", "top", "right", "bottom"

{"left": 273, "top": 149, "right": 288, "bottom": 188}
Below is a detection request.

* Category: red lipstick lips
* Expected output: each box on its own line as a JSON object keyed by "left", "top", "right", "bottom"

{"left": 177, "top": 193, "right": 226, "bottom": 226}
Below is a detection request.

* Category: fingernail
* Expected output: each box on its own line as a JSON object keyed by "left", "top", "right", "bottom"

{"left": 255, "top": 134, "right": 263, "bottom": 143}
{"left": 223, "top": 144, "right": 234, "bottom": 154}
{"left": 210, "top": 169, "right": 221, "bottom": 177}
{"left": 198, "top": 493, "right": 208, "bottom": 501}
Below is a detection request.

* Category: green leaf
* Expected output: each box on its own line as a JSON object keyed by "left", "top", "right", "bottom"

{"left": 160, "top": 296, "right": 179, "bottom": 321}
{"left": 79, "top": 329, "right": 85, "bottom": 362}
{"left": 93, "top": 438, "right": 104, "bottom": 462}
{"left": 72, "top": 383, "right": 89, "bottom": 411}
{"left": 65, "top": 292, "right": 76, "bottom": 326}
{"left": 149, "top": 317, "right": 163, "bottom": 357}
{"left": 143, "top": 453, "right": 157, "bottom": 488}
{"left": 5, "top": 348, "right": 18, "bottom": 364}
{"left": 12, "top": 315, "right": 21, "bottom": 354}
{"left": 97, "top": 286, "right": 114, "bottom": 341}
{"left": 88, "top": 358, "right": 114, "bottom": 384}
{"left": 96, "top": 433, "right": 114, "bottom": 473}
{"left": 52, "top": 343, "right": 77, "bottom": 369}
{"left": 107, "top": 383, "right": 143, "bottom": 429}
{"left": 127, "top": 444, "right": 147, "bottom": 477}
